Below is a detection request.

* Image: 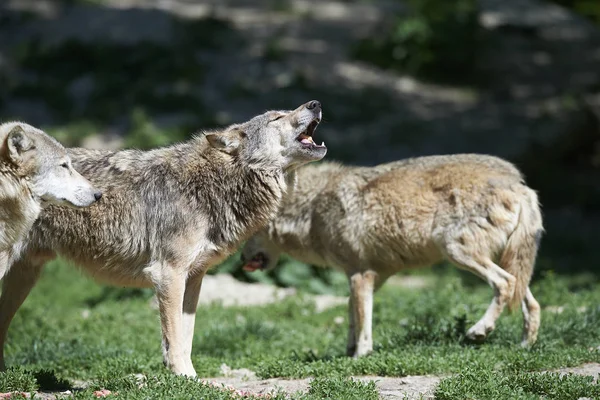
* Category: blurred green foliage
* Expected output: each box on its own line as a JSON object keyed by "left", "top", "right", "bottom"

{"left": 214, "top": 251, "right": 350, "bottom": 296}
{"left": 550, "top": 0, "right": 600, "bottom": 25}
{"left": 5, "top": 15, "right": 239, "bottom": 131}
{"left": 12, "top": 39, "right": 204, "bottom": 121}
{"left": 125, "top": 109, "right": 187, "bottom": 150}
{"left": 352, "top": 0, "right": 481, "bottom": 83}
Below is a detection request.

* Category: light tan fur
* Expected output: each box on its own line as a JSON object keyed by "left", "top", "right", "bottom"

{"left": 242, "top": 155, "right": 543, "bottom": 357}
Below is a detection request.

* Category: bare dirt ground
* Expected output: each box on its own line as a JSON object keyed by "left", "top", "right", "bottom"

{"left": 209, "top": 370, "right": 443, "bottom": 400}
{"left": 203, "top": 362, "right": 600, "bottom": 399}
{"left": 189, "top": 362, "right": 600, "bottom": 400}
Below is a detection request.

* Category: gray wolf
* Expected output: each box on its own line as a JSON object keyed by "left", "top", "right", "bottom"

{"left": 241, "top": 155, "right": 543, "bottom": 357}
{"left": 0, "top": 122, "right": 101, "bottom": 279}
{"left": 0, "top": 101, "right": 326, "bottom": 376}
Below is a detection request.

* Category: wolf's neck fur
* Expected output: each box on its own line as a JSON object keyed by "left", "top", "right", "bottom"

{"left": 0, "top": 164, "right": 39, "bottom": 253}
{"left": 205, "top": 163, "right": 286, "bottom": 249}
{"left": 160, "top": 137, "right": 289, "bottom": 249}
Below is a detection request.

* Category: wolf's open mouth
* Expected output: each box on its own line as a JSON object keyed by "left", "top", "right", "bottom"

{"left": 296, "top": 118, "right": 325, "bottom": 149}
{"left": 242, "top": 253, "right": 269, "bottom": 272}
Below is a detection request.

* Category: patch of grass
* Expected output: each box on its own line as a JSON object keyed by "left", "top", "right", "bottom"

{"left": 0, "top": 367, "right": 70, "bottom": 394}
{"left": 0, "top": 367, "right": 37, "bottom": 393}
{"left": 436, "top": 368, "right": 600, "bottom": 400}
{"left": 1, "top": 261, "right": 598, "bottom": 398}
{"left": 87, "top": 372, "right": 288, "bottom": 399}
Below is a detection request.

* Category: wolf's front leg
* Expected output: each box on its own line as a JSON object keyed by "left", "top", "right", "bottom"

{"left": 349, "top": 270, "right": 377, "bottom": 357}
{"left": 154, "top": 266, "right": 193, "bottom": 376}
{"left": 0, "top": 258, "right": 44, "bottom": 370}
{"left": 181, "top": 272, "right": 205, "bottom": 374}
{"left": 346, "top": 295, "right": 356, "bottom": 356}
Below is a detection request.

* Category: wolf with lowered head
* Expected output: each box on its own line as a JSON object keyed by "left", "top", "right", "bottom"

{"left": 242, "top": 155, "right": 543, "bottom": 358}
{"left": 0, "top": 101, "right": 326, "bottom": 376}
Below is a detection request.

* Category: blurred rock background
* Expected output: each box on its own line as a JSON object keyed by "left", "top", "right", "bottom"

{"left": 1, "top": 0, "right": 598, "bottom": 290}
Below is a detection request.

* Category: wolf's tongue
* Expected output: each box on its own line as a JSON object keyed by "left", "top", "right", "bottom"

{"left": 242, "top": 261, "right": 262, "bottom": 272}
{"left": 301, "top": 138, "right": 312, "bottom": 145}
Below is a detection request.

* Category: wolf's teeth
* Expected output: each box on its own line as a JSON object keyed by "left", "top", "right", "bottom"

{"left": 321, "top": 142, "right": 325, "bottom": 146}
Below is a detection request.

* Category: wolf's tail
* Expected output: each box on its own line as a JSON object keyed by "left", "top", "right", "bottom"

{"left": 499, "top": 185, "right": 544, "bottom": 311}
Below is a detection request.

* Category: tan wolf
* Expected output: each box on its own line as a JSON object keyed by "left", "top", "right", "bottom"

{"left": 0, "top": 101, "right": 326, "bottom": 376}
{"left": 241, "top": 155, "right": 543, "bottom": 357}
{"left": 0, "top": 122, "right": 101, "bottom": 279}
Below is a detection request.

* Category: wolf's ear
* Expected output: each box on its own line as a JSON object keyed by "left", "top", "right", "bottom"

{"left": 5, "top": 126, "right": 35, "bottom": 165}
{"left": 205, "top": 129, "right": 244, "bottom": 155}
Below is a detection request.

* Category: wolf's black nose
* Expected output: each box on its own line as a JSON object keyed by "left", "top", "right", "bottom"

{"left": 94, "top": 192, "right": 103, "bottom": 201}
{"left": 306, "top": 100, "right": 321, "bottom": 111}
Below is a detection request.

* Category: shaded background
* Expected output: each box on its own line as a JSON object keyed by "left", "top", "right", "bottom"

{"left": 1, "top": 0, "right": 599, "bottom": 292}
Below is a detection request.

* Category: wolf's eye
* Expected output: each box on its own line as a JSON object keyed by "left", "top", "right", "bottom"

{"left": 269, "top": 115, "right": 284, "bottom": 123}
{"left": 61, "top": 162, "right": 69, "bottom": 169}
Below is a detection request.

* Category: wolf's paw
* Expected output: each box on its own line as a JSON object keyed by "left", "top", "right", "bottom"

{"left": 352, "top": 342, "right": 373, "bottom": 358}
{"left": 466, "top": 322, "right": 494, "bottom": 343}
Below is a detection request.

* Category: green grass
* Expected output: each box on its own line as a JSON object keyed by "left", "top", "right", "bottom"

{"left": 435, "top": 369, "right": 600, "bottom": 400}
{"left": 1, "top": 261, "right": 598, "bottom": 399}
{"left": 305, "top": 376, "right": 379, "bottom": 400}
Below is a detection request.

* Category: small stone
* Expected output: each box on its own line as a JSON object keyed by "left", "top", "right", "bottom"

{"left": 93, "top": 389, "right": 112, "bottom": 398}
{"left": 220, "top": 363, "right": 232, "bottom": 376}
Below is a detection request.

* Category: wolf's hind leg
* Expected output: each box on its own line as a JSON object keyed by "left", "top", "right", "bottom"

{"left": 349, "top": 270, "right": 379, "bottom": 357}
{"left": 0, "top": 257, "right": 45, "bottom": 370}
{"left": 347, "top": 270, "right": 392, "bottom": 357}
{"left": 521, "top": 287, "right": 540, "bottom": 346}
{"left": 444, "top": 248, "right": 516, "bottom": 342}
